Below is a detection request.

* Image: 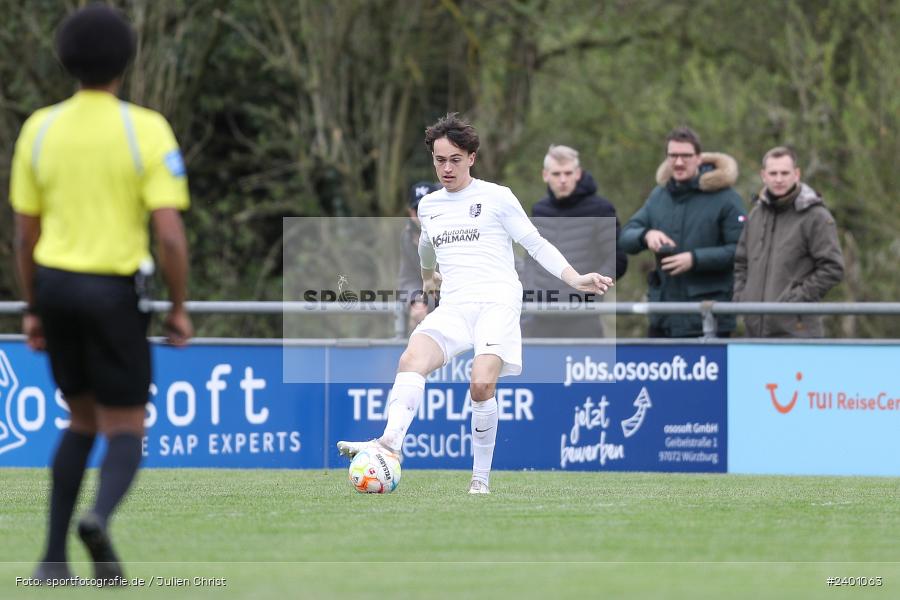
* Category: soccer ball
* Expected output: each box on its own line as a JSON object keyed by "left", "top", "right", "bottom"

{"left": 348, "top": 448, "right": 402, "bottom": 494}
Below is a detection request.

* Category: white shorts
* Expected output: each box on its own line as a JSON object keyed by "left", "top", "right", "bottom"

{"left": 412, "top": 302, "right": 522, "bottom": 377}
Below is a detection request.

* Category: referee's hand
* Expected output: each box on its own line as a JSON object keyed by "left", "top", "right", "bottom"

{"left": 22, "top": 314, "right": 46, "bottom": 351}
{"left": 164, "top": 308, "right": 193, "bottom": 347}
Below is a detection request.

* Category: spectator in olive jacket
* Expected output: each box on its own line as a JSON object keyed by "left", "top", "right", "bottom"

{"left": 733, "top": 146, "right": 844, "bottom": 337}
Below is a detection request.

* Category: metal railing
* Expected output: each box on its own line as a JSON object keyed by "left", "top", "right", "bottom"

{"left": 3, "top": 300, "right": 900, "bottom": 339}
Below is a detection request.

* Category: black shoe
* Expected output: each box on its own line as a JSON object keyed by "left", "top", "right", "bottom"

{"left": 77, "top": 512, "right": 125, "bottom": 584}
{"left": 32, "top": 561, "right": 73, "bottom": 582}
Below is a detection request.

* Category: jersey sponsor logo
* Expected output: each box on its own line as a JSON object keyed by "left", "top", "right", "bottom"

{"left": 432, "top": 227, "right": 480, "bottom": 248}
{"left": 469, "top": 203, "right": 482, "bottom": 218}
{"left": 164, "top": 149, "right": 186, "bottom": 178}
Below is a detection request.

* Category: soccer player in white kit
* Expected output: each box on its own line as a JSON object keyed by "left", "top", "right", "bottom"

{"left": 338, "top": 113, "right": 613, "bottom": 494}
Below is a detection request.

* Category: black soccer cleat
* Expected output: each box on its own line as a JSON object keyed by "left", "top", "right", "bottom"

{"left": 77, "top": 512, "right": 125, "bottom": 584}
{"left": 32, "top": 561, "right": 73, "bottom": 582}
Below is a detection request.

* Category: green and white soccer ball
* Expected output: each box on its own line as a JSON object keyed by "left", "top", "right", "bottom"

{"left": 348, "top": 448, "right": 402, "bottom": 494}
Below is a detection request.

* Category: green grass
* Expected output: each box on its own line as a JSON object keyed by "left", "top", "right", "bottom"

{"left": 1, "top": 468, "right": 898, "bottom": 599}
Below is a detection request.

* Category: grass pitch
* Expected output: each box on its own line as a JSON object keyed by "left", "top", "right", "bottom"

{"left": 1, "top": 468, "right": 898, "bottom": 599}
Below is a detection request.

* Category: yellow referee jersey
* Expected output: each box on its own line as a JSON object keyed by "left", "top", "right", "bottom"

{"left": 9, "top": 90, "right": 190, "bottom": 275}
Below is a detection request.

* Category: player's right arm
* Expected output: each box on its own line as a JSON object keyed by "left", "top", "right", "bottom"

{"left": 418, "top": 221, "right": 441, "bottom": 297}
{"left": 418, "top": 234, "right": 441, "bottom": 297}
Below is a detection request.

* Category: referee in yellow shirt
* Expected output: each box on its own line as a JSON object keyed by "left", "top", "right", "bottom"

{"left": 9, "top": 5, "right": 192, "bottom": 583}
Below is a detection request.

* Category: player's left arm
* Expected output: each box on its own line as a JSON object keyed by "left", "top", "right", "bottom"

{"left": 561, "top": 266, "right": 614, "bottom": 294}
{"left": 519, "top": 231, "right": 613, "bottom": 294}
{"left": 503, "top": 189, "right": 613, "bottom": 295}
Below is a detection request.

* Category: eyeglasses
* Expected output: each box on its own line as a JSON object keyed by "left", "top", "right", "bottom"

{"left": 667, "top": 153, "right": 697, "bottom": 162}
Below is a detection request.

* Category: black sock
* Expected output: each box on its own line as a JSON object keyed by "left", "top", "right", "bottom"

{"left": 92, "top": 434, "right": 143, "bottom": 528}
{"left": 43, "top": 429, "right": 96, "bottom": 563}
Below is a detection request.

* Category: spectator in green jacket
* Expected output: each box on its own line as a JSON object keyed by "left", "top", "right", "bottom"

{"left": 619, "top": 126, "right": 745, "bottom": 337}
{"left": 733, "top": 146, "right": 844, "bottom": 337}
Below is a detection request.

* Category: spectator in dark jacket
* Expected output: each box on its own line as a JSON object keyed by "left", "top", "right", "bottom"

{"left": 733, "top": 146, "right": 843, "bottom": 337}
{"left": 398, "top": 181, "right": 441, "bottom": 333}
{"left": 619, "top": 127, "right": 745, "bottom": 337}
{"left": 521, "top": 145, "right": 626, "bottom": 337}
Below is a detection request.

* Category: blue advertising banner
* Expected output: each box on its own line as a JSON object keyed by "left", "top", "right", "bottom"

{"left": 728, "top": 344, "right": 900, "bottom": 476}
{"left": 1, "top": 341, "right": 727, "bottom": 473}
{"left": 329, "top": 345, "right": 728, "bottom": 472}
{"left": 0, "top": 343, "right": 326, "bottom": 469}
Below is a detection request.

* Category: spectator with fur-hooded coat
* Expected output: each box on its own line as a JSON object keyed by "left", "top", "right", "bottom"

{"left": 620, "top": 127, "right": 745, "bottom": 337}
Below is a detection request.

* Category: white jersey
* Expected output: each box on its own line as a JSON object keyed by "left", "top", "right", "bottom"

{"left": 418, "top": 178, "right": 536, "bottom": 307}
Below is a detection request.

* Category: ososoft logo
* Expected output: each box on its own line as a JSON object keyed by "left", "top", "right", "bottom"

{"left": 0, "top": 351, "right": 26, "bottom": 455}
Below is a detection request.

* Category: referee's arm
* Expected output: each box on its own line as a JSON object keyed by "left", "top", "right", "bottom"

{"left": 13, "top": 214, "right": 40, "bottom": 309}
{"left": 151, "top": 207, "right": 192, "bottom": 346}
{"left": 14, "top": 213, "right": 44, "bottom": 350}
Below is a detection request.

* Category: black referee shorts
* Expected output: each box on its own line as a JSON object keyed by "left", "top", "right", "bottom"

{"left": 34, "top": 266, "right": 151, "bottom": 407}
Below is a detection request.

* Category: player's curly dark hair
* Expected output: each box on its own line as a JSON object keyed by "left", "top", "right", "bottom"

{"left": 425, "top": 113, "right": 480, "bottom": 154}
{"left": 55, "top": 4, "right": 136, "bottom": 86}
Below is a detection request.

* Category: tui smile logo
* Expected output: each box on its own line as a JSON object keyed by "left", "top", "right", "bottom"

{"left": 766, "top": 371, "right": 803, "bottom": 414}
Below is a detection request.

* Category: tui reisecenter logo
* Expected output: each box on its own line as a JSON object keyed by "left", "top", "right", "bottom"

{"left": 767, "top": 370, "right": 899, "bottom": 415}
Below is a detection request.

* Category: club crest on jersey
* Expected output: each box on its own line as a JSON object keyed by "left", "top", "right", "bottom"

{"left": 469, "top": 203, "right": 482, "bottom": 218}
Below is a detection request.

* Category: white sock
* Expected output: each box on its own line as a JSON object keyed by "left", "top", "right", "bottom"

{"left": 471, "top": 397, "right": 498, "bottom": 485}
{"left": 379, "top": 372, "right": 426, "bottom": 452}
